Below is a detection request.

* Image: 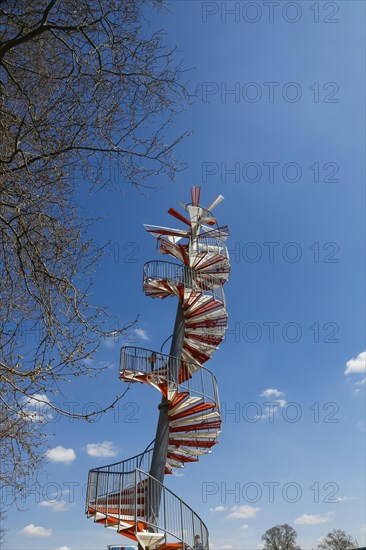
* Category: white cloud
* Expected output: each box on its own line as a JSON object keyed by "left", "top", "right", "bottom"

{"left": 46, "top": 446, "right": 76, "bottom": 464}
{"left": 222, "top": 546, "right": 233, "bottom": 549}
{"left": 345, "top": 351, "right": 366, "bottom": 375}
{"left": 19, "top": 393, "right": 53, "bottom": 422}
{"left": 39, "top": 500, "right": 72, "bottom": 512}
{"left": 295, "top": 513, "right": 332, "bottom": 525}
{"left": 134, "top": 328, "right": 149, "bottom": 341}
{"left": 124, "top": 327, "right": 150, "bottom": 345}
{"left": 55, "top": 547, "right": 71, "bottom": 550}
{"left": 23, "top": 393, "right": 50, "bottom": 406}
{"left": 86, "top": 441, "right": 118, "bottom": 457}
{"left": 226, "top": 505, "right": 260, "bottom": 520}
{"left": 260, "top": 388, "right": 284, "bottom": 398}
{"left": 259, "top": 399, "right": 287, "bottom": 420}
{"left": 240, "top": 524, "right": 249, "bottom": 530}
{"left": 20, "top": 524, "right": 52, "bottom": 537}
{"left": 336, "top": 496, "right": 356, "bottom": 502}
{"left": 209, "top": 505, "right": 225, "bottom": 512}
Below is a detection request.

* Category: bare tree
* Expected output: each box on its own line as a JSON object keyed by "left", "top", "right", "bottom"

{"left": 0, "top": 0, "right": 189, "bottom": 503}
{"left": 262, "top": 524, "right": 301, "bottom": 550}
{"left": 318, "top": 530, "right": 358, "bottom": 550}
{"left": 0, "top": 509, "right": 7, "bottom": 545}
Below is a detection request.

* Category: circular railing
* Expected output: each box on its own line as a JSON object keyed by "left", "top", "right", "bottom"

{"left": 86, "top": 468, "right": 209, "bottom": 549}
{"left": 120, "top": 346, "right": 220, "bottom": 411}
{"left": 143, "top": 260, "right": 226, "bottom": 304}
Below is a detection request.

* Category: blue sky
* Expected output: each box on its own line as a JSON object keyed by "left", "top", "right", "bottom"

{"left": 3, "top": 1, "right": 365, "bottom": 549}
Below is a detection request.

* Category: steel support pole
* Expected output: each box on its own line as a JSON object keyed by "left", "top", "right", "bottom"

{"left": 146, "top": 300, "right": 185, "bottom": 531}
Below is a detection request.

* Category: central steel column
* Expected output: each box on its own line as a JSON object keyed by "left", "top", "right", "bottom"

{"left": 146, "top": 300, "right": 185, "bottom": 530}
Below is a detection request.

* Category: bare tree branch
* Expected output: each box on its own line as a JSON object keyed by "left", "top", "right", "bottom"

{"left": 0, "top": 0, "right": 190, "bottom": 508}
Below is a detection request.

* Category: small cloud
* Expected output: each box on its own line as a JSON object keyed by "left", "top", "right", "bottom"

{"left": 345, "top": 351, "right": 366, "bottom": 375}
{"left": 55, "top": 547, "right": 71, "bottom": 550}
{"left": 295, "top": 513, "right": 332, "bottom": 525}
{"left": 86, "top": 441, "right": 118, "bottom": 457}
{"left": 39, "top": 500, "right": 72, "bottom": 512}
{"left": 124, "top": 327, "right": 149, "bottom": 345}
{"left": 22, "top": 393, "right": 50, "bottom": 406}
{"left": 336, "top": 496, "right": 356, "bottom": 502}
{"left": 19, "top": 394, "right": 53, "bottom": 422}
{"left": 222, "top": 546, "right": 233, "bottom": 549}
{"left": 259, "top": 400, "right": 287, "bottom": 420}
{"left": 240, "top": 524, "right": 249, "bottom": 530}
{"left": 355, "top": 377, "right": 366, "bottom": 386}
{"left": 226, "top": 505, "right": 260, "bottom": 520}
{"left": 209, "top": 505, "right": 225, "bottom": 512}
{"left": 260, "top": 388, "right": 284, "bottom": 398}
{"left": 46, "top": 446, "right": 76, "bottom": 464}
{"left": 19, "top": 524, "right": 52, "bottom": 537}
{"left": 134, "top": 328, "right": 149, "bottom": 341}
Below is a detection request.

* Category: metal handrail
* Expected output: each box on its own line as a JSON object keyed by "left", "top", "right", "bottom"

{"left": 89, "top": 448, "right": 154, "bottom": 475}
{"left": 86, "top": 467, "right": 210, "bottom": 550}
{"left": 143, "top": 260, "right": 226, "bottom": 304}
{"left": 120, "top": 346, "right": 221, "bottom": 413}
{"left": 184, "top": 202, "right": 215, "bottom": 219}
{"left": 190, "top": 235, "right": 230, "bottom": 263}
{"left": 156, "top": 235, "right": 230, "bottom": 284}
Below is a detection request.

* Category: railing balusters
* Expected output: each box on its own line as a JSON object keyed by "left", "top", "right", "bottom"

{"left": 163, "top": 482, "right": 167, "bottom": 544}
{"left": 94, "top": 472, "right": 99, "bottom": 520}
{"left": 134, "top": 469, "right": 137, "bottom": 534}
{"left": 120, "top": 346, "right": 220, "bottom": 407}
{"left": 143, "top": 259, "right": 227, "bottom": 304}
{"left": 180, "top": 498, "right": 184, "bottom": 542}
{"left": 87, "top": 464, "right": 210, "bottom": 548}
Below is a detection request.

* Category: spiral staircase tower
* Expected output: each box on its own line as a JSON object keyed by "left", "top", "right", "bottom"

{"left": 86, "top": 187, "right": 230, "bottom": 550}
